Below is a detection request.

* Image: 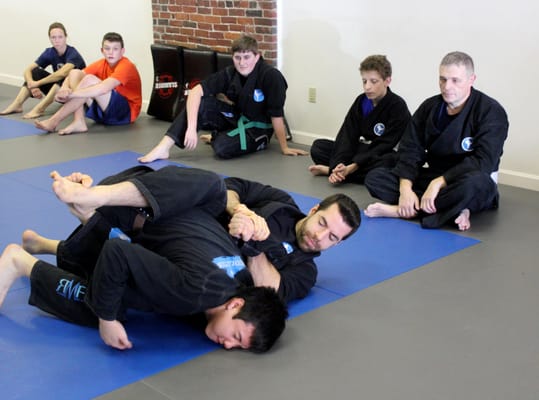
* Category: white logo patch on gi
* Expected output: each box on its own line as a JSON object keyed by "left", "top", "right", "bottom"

{"left": 461, "top": 137, "right": 473, "bottom": 152}
{"left": 282, "top": 242, "right": 293, "bottom": 254}
{"left": 373, "top": 123, "right": 385, "bottom": 136}
{"left": 213, "top": 256, "right": 246, "bottom": 278}
{"left": 253, "top": 89, "right": 265, "bottom": 102}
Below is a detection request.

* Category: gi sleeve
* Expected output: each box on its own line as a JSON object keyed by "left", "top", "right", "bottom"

{"left": 224, "top": 177, "right": 296, "bottom": 209}
{"left": 392, "top": 98, "right": 433, "bottom": 182}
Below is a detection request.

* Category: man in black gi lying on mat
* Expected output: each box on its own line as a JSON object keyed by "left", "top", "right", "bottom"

{"left": 0, "top": 165, "right": 359, "bottom": 351}
{"left": 364, "top": 51, "right": 509, "bottom": 231}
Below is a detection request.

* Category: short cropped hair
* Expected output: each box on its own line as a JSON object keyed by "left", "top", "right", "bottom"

{"left": 440, "top": 51, "right": 474, "bottom": 75}
{"left": 360, "top": 55, "right": 392, "bottom": 80}
{"left": 233, "top": 286, "right": 288, "bottom": 353}
{"left": 318, "top": 193, "right": 361, "bottom": 240}
{"left": 102, "top": 32, "right": 124, "bottom": 48}
{"left": 231, "top": 35, "right": 259, "bottom": 55}
{"left": 48, "top": 22, "right": 67, "bottom": 36}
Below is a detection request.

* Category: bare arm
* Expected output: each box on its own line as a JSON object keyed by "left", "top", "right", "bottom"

{"left": 23, "top": 63, "right": 39, "bottom": 83}
{"left": 68, "top": 76, "right": 121, "bottom": 100}
{"left": 182, "top": 84, "right": 203, "bottom": 149}
{"left": 420, "top": 176, "right": 447, "bottom": 214}
{"left": 31, "top": 63, "right": 76, "bottom": 87}
{"left": 397, "top": 178, "right": 419, "bottom": 218}
{"left": 246, "top": 253, "right": 281, "bottom": 291}
{"left": 272, "top": 116, "right": 308, "bottom": 156}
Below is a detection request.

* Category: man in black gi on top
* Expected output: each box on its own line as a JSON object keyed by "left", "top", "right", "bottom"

{"left": 139, "top": 35, "right": 307, "bottom": 161}
{"left": 364, "top": 51, "right": 509, "bottom": 231}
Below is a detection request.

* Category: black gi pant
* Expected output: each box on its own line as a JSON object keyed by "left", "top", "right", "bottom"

{"left": 28, "top": 166, "right": 240, "bottom": 326}
{"left": 364, "top": 167, "right": 499, "bottom": 228}
{"left": 165, "top": 96, "right": 273, "bottom": 159}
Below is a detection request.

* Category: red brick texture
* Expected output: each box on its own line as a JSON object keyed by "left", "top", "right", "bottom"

{"left": 152, "top": 0, "right": 278, "bottom": 65}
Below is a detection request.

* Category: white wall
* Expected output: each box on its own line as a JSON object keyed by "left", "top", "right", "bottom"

{"left": 1, "top": 0, "right": 537, "bottom": 190}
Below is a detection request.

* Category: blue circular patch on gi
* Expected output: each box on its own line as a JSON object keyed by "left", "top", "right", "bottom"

{"left": 253, "top": 89, "right": 265, "bottom": 102}
{"left": 373, "top": 123, "right": 385, "bottom": 136}
{"left": 461, "top": 137, "right": 473, "bottom": 151}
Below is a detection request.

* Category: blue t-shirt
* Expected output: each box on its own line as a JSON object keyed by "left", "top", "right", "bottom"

{"left": 35, "top": 45, "right": 86, "bottom": 71}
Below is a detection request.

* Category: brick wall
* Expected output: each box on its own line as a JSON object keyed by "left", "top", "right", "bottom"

{"left": 152, "top": 0, "right": 278, "bottom": 65}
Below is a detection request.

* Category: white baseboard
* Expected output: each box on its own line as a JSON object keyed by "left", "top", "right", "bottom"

{"left": 290, "top": 130, "right": 539, "bottom": 192}
{"left": 289, "top": 130, "right": 326, "bottom": 146}
{"left": 498, "top": 170, "right": 539, "bottom": 191}
{"left": 0, "top": 74, "right": 23, "bottom": 86}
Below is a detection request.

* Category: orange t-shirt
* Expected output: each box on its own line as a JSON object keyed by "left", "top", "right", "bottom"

{"left": 84, "top": 57, "right": 142, "bottom": 122}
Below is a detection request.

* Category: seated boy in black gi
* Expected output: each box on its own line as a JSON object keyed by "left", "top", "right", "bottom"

{"left": 138, "top": 35, "right": 307, "bottom": 161}
{"left": 0, "top": 167, "right": 287, "bottom": 352}
{"left": 309, "top": 55, "right": 411, "bottom": 184}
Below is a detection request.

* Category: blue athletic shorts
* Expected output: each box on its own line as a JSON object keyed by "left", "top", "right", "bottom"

{"left": 85, "top": 90, "right": 131, "bottom": 125}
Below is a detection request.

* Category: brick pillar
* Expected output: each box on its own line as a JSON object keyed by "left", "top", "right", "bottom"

{"left": 152, "top": 0, "right": 278, "bottom": 65}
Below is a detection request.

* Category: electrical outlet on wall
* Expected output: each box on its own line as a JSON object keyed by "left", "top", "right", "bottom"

{"left": 308, "top": 87, "right": 316, "bottom": 103}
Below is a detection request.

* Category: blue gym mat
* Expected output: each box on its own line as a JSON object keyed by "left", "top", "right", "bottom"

{"left": 0, "top": 151, "right": 479, "bottom": 399}
{"left": 0, "top": 116, "right": 47, "bottom": 139}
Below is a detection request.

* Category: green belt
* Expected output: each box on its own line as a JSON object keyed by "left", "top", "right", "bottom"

{"left": 227, "top": 115, "right": 272, "bottom": 150}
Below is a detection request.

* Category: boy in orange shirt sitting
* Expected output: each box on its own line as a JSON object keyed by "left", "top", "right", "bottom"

{"left": 36, "top": 32, "right": 141, "bottom": 135}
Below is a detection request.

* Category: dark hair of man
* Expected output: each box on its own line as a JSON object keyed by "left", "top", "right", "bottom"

{"left": 440, "top": 51, "right": 474, "bottom": 75}
{"left": 48, "top": 22, "right": 67, "bottom": 36}
{"left": 102, "top": 32, "right": 124, "bottom": 48}
{"left": 232, "top": 286, "right": 288, "bottom": 353}
{"left": 318, "top": 193, "right": 361, "bottom": 239}
{"left": 231, "top": 35, "right": 259, "bottom": 55}
{"left": 360, "top": 55, "right": 392, "bottom": 80}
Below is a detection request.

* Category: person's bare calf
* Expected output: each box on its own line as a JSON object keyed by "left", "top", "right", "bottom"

{"left": 22, "top": 230, "right": 60, "bottom": 255}
{"left": 0, "top": 244, "right": 36, "bottom": 307}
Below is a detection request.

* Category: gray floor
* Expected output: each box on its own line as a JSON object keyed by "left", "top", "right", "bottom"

{"left": 1, "top": 84, "right": 538, "bottom": 400}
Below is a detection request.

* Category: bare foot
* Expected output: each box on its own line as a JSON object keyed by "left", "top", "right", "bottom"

{"left": 455, "top": 208, "right": 471, "bottom": 231}
{"left": 0, "top": 244, "right": 30, "bottom": 307}
{"left": 58, "top": 119, "right": 88, "bottom": 135}
{"left": 364, "top": 202, "right": 400, "bottom": 218}
{"left": 23, "top": 109, "right": 44, "bottom": 119}
{"left": 35, "top": 118, "right": 58, "bottom": 133}
{"left": 22, "top": 230, "right": 60, "bottom": 255}
{"left": 138, "top": 136, "right": 174, "bottom": 163}
{"left": 0, "top": 105, "right": 23, "bottom": 115}
{"left": 308, "top": 165, "right": 330, "bottom": 176}
{"left": 200, "top": 134, "right": 212, "bottom": 144}
{"left": 50, "top": 171, "right": 98, "bottom": 223}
